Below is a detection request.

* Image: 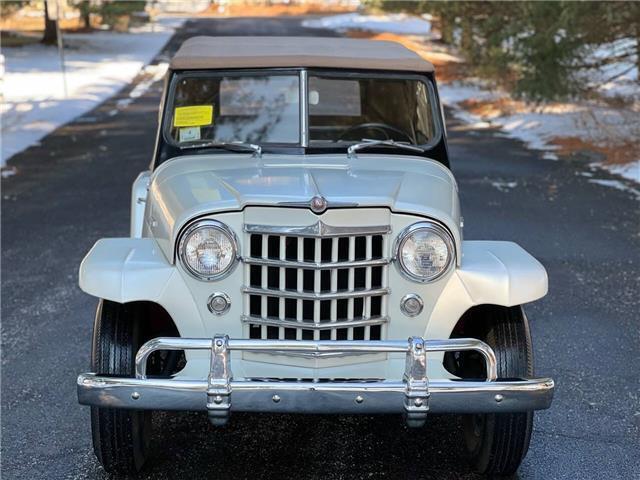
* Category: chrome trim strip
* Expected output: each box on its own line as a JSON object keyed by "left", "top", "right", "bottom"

{"left": 277, "top": 200, "right": 360, "bottom": 210}
{"left": 300, "top": 69, "right": 308, "bottom": 147}
{"left": 135, "top": 337, "right": 213, "bottom": 379}
{"left": 232, "top": 337, "right": 404, "bottom": 354}
{"left": 243, "top": 257, "right": 390, "bottom": 270}
{"left": 242, "top": 351, "right": 375, "bottom": 359}
{"left": 347, "top": 138, "right": 426, "bottom": 158}
{"left": 244, "top": 221, "right": 391, "bottom": 237}
{"left": 242, "top": 286, "right": 390, "bottom": 301}
{"left": 241, "top": 315, "right": 389, "bottom": 330}
{"left": 78, "top": 375, "right": 555, "bottom": 414}
{"left": 134, "top": 337, "right": 497, "bottom": 380}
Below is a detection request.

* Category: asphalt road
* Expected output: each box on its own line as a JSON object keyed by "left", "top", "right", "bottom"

{"left": 2, "top": 17, "right": 639, "bottom": 480}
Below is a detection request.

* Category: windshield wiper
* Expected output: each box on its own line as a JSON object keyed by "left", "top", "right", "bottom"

{"left": 179, "top": 140, "right": 262, "bottom": 156}
{"left": 347, "top": 138, "right": 425, "bottom": 158}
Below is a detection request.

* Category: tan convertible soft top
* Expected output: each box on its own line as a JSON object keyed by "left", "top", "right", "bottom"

{"left": 169, "top": 36, "right": 435, "bottom": 73}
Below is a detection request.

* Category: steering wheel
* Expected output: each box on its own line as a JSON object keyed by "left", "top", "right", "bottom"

{"left": 338, "top": 122, "right": 413, "bottom": 143}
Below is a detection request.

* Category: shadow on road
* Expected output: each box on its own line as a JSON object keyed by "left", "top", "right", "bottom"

{"left": 135, "top": 412, "right": 480, "bottom": 479}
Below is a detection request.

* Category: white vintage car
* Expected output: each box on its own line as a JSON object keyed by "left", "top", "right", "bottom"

{"left": 77, "top": 36, "right": 554, "bottom": 475}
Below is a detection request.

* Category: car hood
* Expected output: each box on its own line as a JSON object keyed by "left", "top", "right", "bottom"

{"left": 146, "top": 153, "right": 461, "bottom": 258}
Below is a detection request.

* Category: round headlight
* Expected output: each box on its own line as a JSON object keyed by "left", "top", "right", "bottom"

{"left": 179, "top": 220, "right": 238, "bottom": 280}
{"left": 396, "top": 222, "right": 454, "bottom": 282}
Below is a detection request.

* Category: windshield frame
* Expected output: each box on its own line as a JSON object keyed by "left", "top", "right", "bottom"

{"left": 156, "top": 67, "right": 445, "bottom": 162}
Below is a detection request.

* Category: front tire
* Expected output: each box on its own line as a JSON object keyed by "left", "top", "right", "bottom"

{"left": 458, "top": 306, "right": 534, "bottom": 476}
{"left": 90, "top": 300, "right": 151, "bottom": 474}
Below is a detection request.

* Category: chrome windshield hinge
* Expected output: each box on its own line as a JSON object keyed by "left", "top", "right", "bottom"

{"left": 403, "top": 336, "right": 429, "bottom": 427}
{"left": 207, "top": 334, "right": 232, "bottom": 426}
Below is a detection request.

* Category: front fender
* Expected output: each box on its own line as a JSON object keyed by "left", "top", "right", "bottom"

{"left": 79, "top": 237, "right": 209, "bottom": 366}
{"left": 426, "top": 240, "right": 547, "bottom": 341}
{"left": 79, "top": 238, "right": 174, "bottom": 303}
{"left": 457, "top": 240, "right": 548, "bottom": 306}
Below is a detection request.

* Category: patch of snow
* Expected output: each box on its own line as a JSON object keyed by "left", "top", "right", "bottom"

{"left": 109, "top": 63, "right": 168, "bottom": 114}
{"left": 497, "top": 113, "right": 564, "bottom": 152}
{"left": 116, "top": 98, "right": 134, "bottom": 109}
{"left": 583, "top": 38, "right": 638, "bottom": 99}
{"left": 440, "top": 82, "right": 560, "bottom": 153}
{"left": 129, "top": 62, "right": 170, "bottom": 99}
{"left": 588, "top": 178, "right": 640, "bottom": 198}
{"left": 438, "top": 81, "right": 497, "bottom": 105}
{"left": 449, "top": 110, "right": 492, "bottom": 129}
{"left": 602, "top": 160, "right": 640, "bottom": 183}
{"left": 491, "top": 180, "right": 518, "bottom": 192}
{"left": 1, "top": 166, "right": 17, "bottom": 178}
{"left": 440, "top": 81, "right": 639, "bottom": 174}
{"left": 1, "top": 16, "right": 184, "bottom": 167}
{"left": 302, "top": 13, "right": 433, "bottom": 37}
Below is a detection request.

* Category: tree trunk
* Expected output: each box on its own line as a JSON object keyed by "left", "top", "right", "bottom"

{"left": 460, "top": 17, "right": 475, "bottom": 63}
{"left": 636, "top": 21, "right": 640, "bottom": 82}
{"left": 79, "top": 0, "right": 91, "bottom": 29}
{"left": 440, "top": 21, "right": 453, "bottom": 45}
{"left": 438, "top": 12, "right": 456, "bottom": 45}
{"left": 42, "top": 0, "right": 58, "bottom": 45}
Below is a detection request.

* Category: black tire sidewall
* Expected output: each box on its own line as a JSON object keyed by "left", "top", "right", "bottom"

{"left": 90, "top": 300, "right": 150, "bottom": 473}
{"left": 463, "top": 306, "right": 534, "bottom": 475}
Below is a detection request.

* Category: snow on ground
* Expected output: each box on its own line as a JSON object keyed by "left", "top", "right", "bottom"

{"left": 439, "top": 81, "right": 639, "bottom": 170}
{"left": 601, "top": 160, "right": 640, "bottom": 183}
{"left": 1, "top": 16, "right": 183, "bottom": 167}
{"left": 109, "top": 61, "right": 169, "bottom": 116}
{"left": 584, "top": 38, "right": 638, "bottom": 100}
{"left": 308, "top": 12, "right": 640, "bottom": 191}
{"left": 442, "top": 83, "right": 640, "bottom": 193}
{"left": 588, "top": 178, "right": 639, "bottom": 197}
{"left": 441, "top": 82, "right": 640, "bottom": 193}
{"left": 302, "top": 12, "right": 433, "bottom": 37}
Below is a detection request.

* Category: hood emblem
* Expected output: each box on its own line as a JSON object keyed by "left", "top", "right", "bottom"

{"left": 277, "top": 198, "right": 358, "bottom": 211}
{"left": 310, "top": 196, "right": 328, "bottom": 214}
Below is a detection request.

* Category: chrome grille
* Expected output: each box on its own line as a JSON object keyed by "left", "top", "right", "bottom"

{"left": 242, "top": 222, "right": 390, "bottom": 341}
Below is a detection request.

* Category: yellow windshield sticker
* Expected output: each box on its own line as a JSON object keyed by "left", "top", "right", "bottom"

{"left": 173, "top": 105, "right": 213, "bottom": 127}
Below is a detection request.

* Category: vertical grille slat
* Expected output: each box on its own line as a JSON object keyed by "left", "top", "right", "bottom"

{"left": 244, "top": 225, "right": 389, "bottom": 341}
{"left": 347, "top": 235, "right": 355, "bottom": 341}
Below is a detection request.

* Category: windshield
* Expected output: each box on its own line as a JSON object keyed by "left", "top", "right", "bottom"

{"left": 164, "top": 71, "right": 438, "bottom": 149}
{"left": 168, "top": 74, "right": 300, "bottom": 145}
{"left": 308, "top": 75, "right": 435, "bottom": 144}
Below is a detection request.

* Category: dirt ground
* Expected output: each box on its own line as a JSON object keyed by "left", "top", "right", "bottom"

{"left": 347, "top": 30, "right": 466, "bottom": 83}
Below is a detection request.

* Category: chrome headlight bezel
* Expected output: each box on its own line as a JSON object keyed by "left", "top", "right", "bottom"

{"left": 178, "top": 219, "right": 239, "bottom": 281}
{"left": 394, "top": 221, "right": 455, "bottom": 283}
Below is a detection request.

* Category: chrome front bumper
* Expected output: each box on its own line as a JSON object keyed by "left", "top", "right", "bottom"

{"left": 77, "top": 336, "right": 554, "bottom": 427}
